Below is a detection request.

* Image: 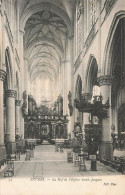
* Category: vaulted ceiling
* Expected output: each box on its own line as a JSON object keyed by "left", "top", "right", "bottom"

{"left": 24, "top": 10, "right": 67, "bottom": 81}
{"left": 19, "top": 0, "right": 75, "bottom": 104}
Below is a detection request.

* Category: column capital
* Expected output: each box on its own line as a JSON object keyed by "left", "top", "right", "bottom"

{"left": 0, "top": 69, "right": 6, "bottom": 81}
{"left": 15, "top": 100, "right": 21, "bottom": 106}
{"left": 6, "top": 90, "right": 17, "bottom": 98}
{"left": 97, "top": 75, "right": 112, "bottom": 86}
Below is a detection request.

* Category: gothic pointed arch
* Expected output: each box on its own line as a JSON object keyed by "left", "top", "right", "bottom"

{"left": 85, "top": 55, "right": 98, "bottom": 94}
{"left": 103, "top": 10, "right": 125, "bottom": 75}
{"left": 102, "top": 12, "right": 125, "bottom": 147}
{"left": 75, "top": 75, "right": 82, "bottom": 99}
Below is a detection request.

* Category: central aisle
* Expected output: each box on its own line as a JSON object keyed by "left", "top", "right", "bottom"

{"left": 14, "top": 142, "right": 121, "bottom": 178}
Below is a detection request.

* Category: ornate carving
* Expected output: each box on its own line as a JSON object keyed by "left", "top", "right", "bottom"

{"left": 74, "top": 94, "right": 110, "bottom": 119}
{"left": 85, "top": 124, "right": 101, "bottom": 139}
{"left": 6, "top": 90, "right": 17, "bottom": 98}
{"left": 97, "top": 75, "right": 112, "bottom": 86}
{"left": 28, "top": 95, "right": 33, "bottom": 102}
{"left": 90, "top": 0, "right": 96, "bottom": 27}
{"left": 77, "top": 1, "right": 84, "bottom": 20}
{"left": 22, "top": 91, "right": 28, "bottom": 117}
{"left": 15, "top": 49, "right": 20, "bottom": 70}
{"left": 37, "top": 105, "right": 52, "bottom": 115}
{"left": 23, "top": 90, "right": 27, "bottom": 100}
{"left": 57, "top": 95, "right": 63, "bottom": 103}
{"left": 74, "top": 52, "right": 82, "bottom": 73}
{"left": 4, "top": 12, "right": 14, "bottom": 52}
{"left": 15, "top": 100, "right": 21, "bottom": 106}
{"left": 84, "top": 24, "right": 95, "bottom": 53}
{"left": 78, "top": 18, "right": 82, "bottom": 54}
{"left": 57, "top": 95, "right": 63, "bottom": 116}
{"left": 77, "top": 1, "right": 83, "bottom": 54}
{"left": 104, "top": 0, "right": 117, "bottom": 15}
{"left": 68, "top": 91, "right": 73, "bottom": 117}
{"left": 0, "top": 69, "right": 6, "bottom": 81}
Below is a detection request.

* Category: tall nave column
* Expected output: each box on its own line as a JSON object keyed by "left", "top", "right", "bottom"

{"left": 19, "top": 30, "right": 25, "bottom": 139}
{"left": 97, "top": 75, "right": 113, "bottom": 160}
{"left": 62, "top": 60, "right": 66, "bottom": 115}
{"left": 6, "top": 89, "right": 17, "bottom": 153}
{"left": 15, "top": 100, "right": 21, "bottom": 136}
{"left": 66, "top": 37, "right": 74, "bottom": 138}
{"left": 0, "top": 70, "right": 6, "bottom": 147}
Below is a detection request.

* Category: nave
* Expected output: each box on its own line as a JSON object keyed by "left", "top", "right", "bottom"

{"left": 0, "top": 1, "right": 125, "bottom": 186}
{"left": 1, "top": 141, "right": 122, "bottom": 179}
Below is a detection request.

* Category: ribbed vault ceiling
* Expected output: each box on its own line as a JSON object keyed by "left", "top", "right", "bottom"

{"left": 21, "top": 0, "right": 74, "bottom": 104}
{"left": 24, "top": 10, "right": 67, "bottom": 80}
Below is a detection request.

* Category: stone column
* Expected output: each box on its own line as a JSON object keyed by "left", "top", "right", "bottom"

{"left": 6, "top": 89, "right": 17, "bottom": 154}
{"left": 24, "top": 57, "right": 29, "bottom": 114}
{"left": 97, "top": 75, "right": 113, "bottom": 160}
{"left": 19, "top": 30, "right": 25, "bottom": 140}
{"left": 15, "top": 100, "right": 21, "bottom": 136}
{"left": 0, "top": 70, "right": 6, "bottom": 146}
{"left": 0, "top": 69, "right": 6, "bottom": 162}
{"left": 65, "top": 38, "right": 74, "bottom": 138}
{"left": 62, "top": 60, "right": 67, "bottom": 115}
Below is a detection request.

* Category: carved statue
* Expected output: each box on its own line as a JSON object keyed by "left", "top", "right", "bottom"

{"left": 68, "top": 91, "right": 73, "bottom": 116}
{"left": 23, "top": 90, "right": 27, "bottom": 100}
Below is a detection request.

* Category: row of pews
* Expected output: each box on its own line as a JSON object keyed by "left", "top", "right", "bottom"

{"left": 0, "top": 139, "right": 37, "bottom": 178}
{"left": 67, "top": 151, "right": 125, "bottom": 173}
{"left": 4, "top": 160, "right": 14, "bottom": 177}
{"left": 100, "top": 156, "right": 125, "bottom": 174}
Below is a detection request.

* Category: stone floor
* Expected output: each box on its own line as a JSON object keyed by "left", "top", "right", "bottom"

{"left": 0, "top": 142, "right": 125, "bottom": 195}
{"left": 10, "top": 141, "right": 123, "bottom": 178}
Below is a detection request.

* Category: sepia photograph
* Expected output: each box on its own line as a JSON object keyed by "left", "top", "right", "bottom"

{"left": 0, "top": 0, "right": 125, "bottom": 194}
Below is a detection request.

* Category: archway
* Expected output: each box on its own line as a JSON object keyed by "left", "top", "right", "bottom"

{"left": 106, "top": 17, "right": 125, "bottom": 149}
{"left": 85, "top": 55, "right": 98, "bottom": 94}
{"left": 83, "top": 55, "right": 98, "bottom": 125}
{"left": 75, "top": 75, "right": 82, "bottom": 100}
{"left": 103, "top": 11, "right": 125, "bottom": 149}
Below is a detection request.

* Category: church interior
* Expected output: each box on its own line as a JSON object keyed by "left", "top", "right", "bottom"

{"left": 0, "top": 0, "right": 125, "bottom": 179}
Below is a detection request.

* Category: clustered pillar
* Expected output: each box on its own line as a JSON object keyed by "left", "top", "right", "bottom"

{"left": 97, "top": 75, "right": 113, "bottom": 160}
{"left": 6, "top": 89, "right": 17, "bottom": 154}
{"left": 0, "top": 70, "right": 6, "bottom": 156}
